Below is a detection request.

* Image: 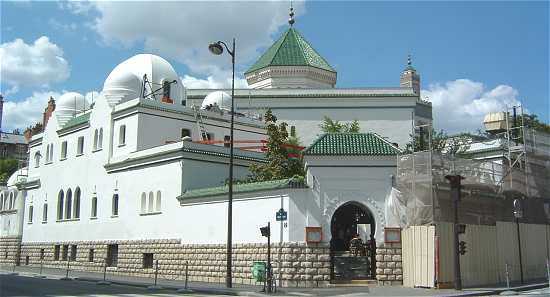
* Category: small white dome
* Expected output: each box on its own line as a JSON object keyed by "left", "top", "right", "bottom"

{"left": 103, "top": 54, "right": 184, "bottom": 106}
{"left": 56, "top": 92, "right": 89, "bottom": 127}
{"left": 201, "top": 91, "right": 232, "bottom": 111}
{"left": 7, "top": 167, "right": 27, "bottom": 187}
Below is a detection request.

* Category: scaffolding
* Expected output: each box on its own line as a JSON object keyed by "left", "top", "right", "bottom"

{"left": 388, "top": 124, "right": 550, "bottom": 228}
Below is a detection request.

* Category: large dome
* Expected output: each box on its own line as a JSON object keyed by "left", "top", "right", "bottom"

{"left": 56, "top": 92, "right": 89, "bottom": 127}
{"left": 201, "top": 91, "right": 232, "bottom": 111}
{"left": 103, "top": 54, "right": 184, "bottom": 106}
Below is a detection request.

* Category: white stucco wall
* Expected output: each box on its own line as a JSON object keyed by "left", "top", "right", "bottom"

{"left": 302, "top": 156, "right": 397, "bottom": 244}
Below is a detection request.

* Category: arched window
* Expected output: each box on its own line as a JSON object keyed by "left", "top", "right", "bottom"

{"left": 73, "top": 187, "right": 81, "bottom": 219}
{"left": 34, "top": 151, "right": 41, "bottom": 168}
{"left": 112, "top": 194, "right": 119, "bottom": 216}
{"left": 45, "top": 145, "right": 50, "bottom": 162}
{"left": 65, "top": 188, "right": 72, "bottom": 219}
{"left": 42, "top": 203, "right": 48, "bottom": 222}
{"left": 93, "top": 129, "right": 99, "bottom": 151}
{"left": 0, "top": 193, "right": 4, "bottom": 211}
{"left": 57, "top": 190, "right": 64, "bottom": 220}
{"left": 61, "top": 141, "right": 67, "bottom": 159}
{"left": 119, "top": 125, "right": 126, "bottom": 146}
{"left": 98, "top": 128, "right": 103, "bottom": 149}
{"left": 148, "top": 192, "right": 154, "bottom": 213}
{"left": 49, "top": 144, "right": 54, "bottom": 162}
{"left": 91, "top": 196, "right": 98, "bottom": 218}
{"left": 140, "top": 193, "right": 146, "bottom": 213}
{"left": 155, "top": 191, "right": 161, "bottom": 212}
{"left": 8, "top": 193, "right": 13, "bottom": 209}
{"left": 28, "top": 205, "right": 33, "bottom": 223}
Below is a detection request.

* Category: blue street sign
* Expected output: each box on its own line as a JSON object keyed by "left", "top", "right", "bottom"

{"left": 276, "top": 208, "right": 287, "bottom": 221}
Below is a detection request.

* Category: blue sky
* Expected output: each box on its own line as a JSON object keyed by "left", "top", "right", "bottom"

{"left": 1, "top": 1, "right": 548, "bottom": 133}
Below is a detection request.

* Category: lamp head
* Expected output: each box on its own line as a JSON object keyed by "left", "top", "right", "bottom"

{"left": 208, "top": 42, "right": 224, "bottom": 55}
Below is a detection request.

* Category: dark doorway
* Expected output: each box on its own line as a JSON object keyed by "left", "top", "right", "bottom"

{"left": 330, "top": 202, "right": 376, "bottom": 280}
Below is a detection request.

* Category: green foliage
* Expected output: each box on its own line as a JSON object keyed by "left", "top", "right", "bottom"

{"left": 249, "top": 109, "right": 305, "bottom": 181}
{"left": 523, "top": 113, "right": 550, "bottom": 134}
{"left": 319, "top": 116, "right": 360, "bottom": 133}
{"left": 0, "top": 159, "right": 18, "bottom": 184}
{"left": 404, "top": 128, "right": 471, "bottom": 155}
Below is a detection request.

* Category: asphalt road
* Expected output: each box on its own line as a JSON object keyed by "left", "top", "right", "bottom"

{"left": 0, "top": 274, "right": 217, "bottom": 297}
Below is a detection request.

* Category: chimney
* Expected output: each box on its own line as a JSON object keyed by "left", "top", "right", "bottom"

{"left": 42, "top": 96, "right": 56, "bottom": 128}
{"left": 24, "top": 128, "right": 33, "bottom": 142}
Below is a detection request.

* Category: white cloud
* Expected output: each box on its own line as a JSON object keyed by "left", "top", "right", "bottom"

{"left": 87, "top": 1, "right": 305, "bottom": 76}
{"left": 85, "top": 91, "right": 100, "bottom": 104}
{"left": 0, "top": 36, "right": 70, "bottom": 87}
{"left": 3, "top": 85, "right": 19, "bottom": 97}
{"left": 57, "top": 1, "right": 94, "bottom": 15}
{"left": 48, "top": 18, "right": 78, "bottom": 33}
{"left": 422, "top": 79, "right": 521, "bottom": 133}
{"left": 2, "top": 91, "right": 61, "bottom": 131}
{"left": 181, "top": 75, "right": 248, "bottom": 89}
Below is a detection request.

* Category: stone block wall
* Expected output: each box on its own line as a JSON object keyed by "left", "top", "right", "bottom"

{"left": 18, "top": 239, "right": 331, "bottom": 288}
{"left": 0, "top": 236, "right": 22, "bottom": 266}
{"left": 375, "top": 242, "right": 402, "bottom": 285}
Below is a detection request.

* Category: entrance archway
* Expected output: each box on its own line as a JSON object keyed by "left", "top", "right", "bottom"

{"left": 330, "top": 201, "right": 376, "bottom": 280}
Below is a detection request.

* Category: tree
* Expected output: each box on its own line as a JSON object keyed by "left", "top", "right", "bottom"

{"left": 319, "top": 116, "right": 360, "bottom": 133}
{"left": 0, "top": 159, "right": 18, "bottom": 184}
{"left": 523, "top": 113, "right": 550, "bottom": 134}
{"left": 249, "top": 109, "right": 305, "bottom": 181}
{"left": 404, "top": 128, "right": 471, "bottom": 155}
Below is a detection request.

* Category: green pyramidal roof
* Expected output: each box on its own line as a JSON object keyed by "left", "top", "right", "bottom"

{"left": 304, "top": 133, "right": 402, "bottom": 156}
{"left": 245, "top": 28, "right": 336, "bottom": 74}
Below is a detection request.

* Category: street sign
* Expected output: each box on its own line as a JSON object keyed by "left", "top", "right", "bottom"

{"left": 276, "top": 208, "right": 287, "bottom": 221}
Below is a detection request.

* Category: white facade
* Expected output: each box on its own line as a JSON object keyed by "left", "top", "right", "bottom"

{"left": 187, "top": 88, "right": 432, "bottom": 147}
{"left": 7, "top": 50, "right": 427, "bottom": 251}
{"left": 11, "top": 54, "right": 268, "bottom": 245}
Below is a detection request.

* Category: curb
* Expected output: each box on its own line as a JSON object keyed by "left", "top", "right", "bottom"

{"left": 75, "top": 276, "right": 240, "bottom": 295}
{"left": 439, "top": 282, "right": 548, "bottom": 297}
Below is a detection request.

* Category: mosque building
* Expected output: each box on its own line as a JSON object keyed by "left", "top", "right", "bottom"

{"left": 0, "top": 8, "right": 433, "bottom": 287}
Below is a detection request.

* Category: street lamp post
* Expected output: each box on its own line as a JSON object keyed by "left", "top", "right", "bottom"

{"left": 209, "top": 38, "right": 236, "bottom": 288}
{"left": 513, "top": 198, "right": 524, "bottom": 284}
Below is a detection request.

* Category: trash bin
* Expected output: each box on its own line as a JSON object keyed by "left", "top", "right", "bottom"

{"left": 252, "top": 261, "right": 266, "bottom": 282}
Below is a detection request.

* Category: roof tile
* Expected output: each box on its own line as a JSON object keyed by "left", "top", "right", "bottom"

{"left": 245, "top": 28, "right": 335, "bottom": 74}
{"left": 304, "top": 133, "right": 401, "bottom": 156}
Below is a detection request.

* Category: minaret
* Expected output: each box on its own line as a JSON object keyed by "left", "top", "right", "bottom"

{"left": 244, "top": 4, "right": 337, "bottom": 88}
{"left": 400, "top": 54, "right": 421, "bottom": 95}
{"left": 0, "top": 94, "right": 4, "bottom": 133}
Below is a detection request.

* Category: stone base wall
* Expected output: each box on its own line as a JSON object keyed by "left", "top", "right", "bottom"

{"left": 0, "top": 236, "right": 22, "bottom": 266}
{"left": 375, "top": 242, "right": 403, "bottom": 285}
{"left": 18, "top": 239, "right": 331, "bottom": 288}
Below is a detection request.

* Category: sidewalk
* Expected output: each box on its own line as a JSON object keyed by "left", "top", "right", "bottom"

{"left": 1, "top": 265, "right": 547, "bottom": 296}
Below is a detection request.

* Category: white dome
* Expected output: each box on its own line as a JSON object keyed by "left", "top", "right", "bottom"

{"left": 103, "top": 54, "right": 184, "bottom": 106}
{"left": 201, "top": 91, "right": 232, "bottom": 111}
{"left": 56, "top": 92, "right": 89, "bottom": 127}
{"left": 7, "top": 167, "right": 27, "bottom": 187}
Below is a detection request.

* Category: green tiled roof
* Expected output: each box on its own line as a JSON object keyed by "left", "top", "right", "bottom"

{"left": 62, "top": 113, "right": 90, "bottom": 129}
{"left": 245, "top": 28, "right": 335, "bottom": 74}
{"left": 304, "top": 133, "right": 401, "bottom": 156}
{"left": 178, "top": 177, "right": 306, "bottom": 201}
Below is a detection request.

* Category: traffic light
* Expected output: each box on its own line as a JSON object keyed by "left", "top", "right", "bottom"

{"left": 260, "top": 225, "right": 270, "bottom": 237}
{"left": 458, "top": 240, "right": 467, "bottom": 255}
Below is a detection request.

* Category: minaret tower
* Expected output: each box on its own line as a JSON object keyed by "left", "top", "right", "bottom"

{"left": 400, "top": 54, "right": 421, "bottom": 95}
{"left": 244, "top": 4, "right": 337, "bottom": 89}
